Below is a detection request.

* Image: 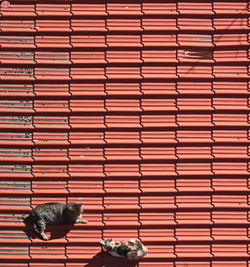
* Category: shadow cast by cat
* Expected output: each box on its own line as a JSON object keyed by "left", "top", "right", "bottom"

{"left": 23, "top": 202, "right": 88, "bottom": 240}
{"left": 23, "top": 221, "right": 74, "bottom": 240}
{"left": 84, "top": 251, "right": 139, "bottom": 267}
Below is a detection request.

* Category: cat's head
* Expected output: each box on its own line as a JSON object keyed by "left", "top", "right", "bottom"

{"left": 66, "top": 202, "right": 84, "bottom": 215}
{"left": 125, "top": 239, "right": 148, "bottom": 260}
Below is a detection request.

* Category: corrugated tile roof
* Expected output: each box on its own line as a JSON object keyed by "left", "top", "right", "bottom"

{"left": 0, "top": 0, "right": 250, "bottom": 266}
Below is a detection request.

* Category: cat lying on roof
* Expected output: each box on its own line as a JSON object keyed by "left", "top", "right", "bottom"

{"left": 24, "top": 202, "right": 88, "bottom": 240}
{"left": 100, "top": 238, "right": 148, "bottom": 260}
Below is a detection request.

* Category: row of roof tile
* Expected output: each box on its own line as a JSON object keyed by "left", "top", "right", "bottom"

{"left": 0, "top": 18, "right": 249, "bottom": 32}
{"left": 1, "top": 82, "right": 249, "bottom": 97}
{"left": 0, "top": 2, "right": 249, "bottom": 17}
{"left": 1, "top": 34, "right": 249, "bottom": 48}
{"left": 1, "top": 50, "right": 250, "bottom": 64}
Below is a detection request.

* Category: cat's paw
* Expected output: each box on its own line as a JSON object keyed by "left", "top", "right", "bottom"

{"left": 78, "top": 219, "right": 88, "bottom": 224}
{"left": 41, "top": 234, "right": 49, "bottom": 241}
{"left": 75, "top": 218, "right": 88, "bottom": 224}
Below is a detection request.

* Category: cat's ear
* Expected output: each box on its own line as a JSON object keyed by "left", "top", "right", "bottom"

{"left": 100, "top": 240, "right": 105, "bottom": 246}
{"left": 79, "top": 203, "right": 84, "bottom": 211}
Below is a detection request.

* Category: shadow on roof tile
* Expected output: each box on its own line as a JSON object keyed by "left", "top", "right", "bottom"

{"left": 84, "top": 251, "right": 139, "bottom": 267}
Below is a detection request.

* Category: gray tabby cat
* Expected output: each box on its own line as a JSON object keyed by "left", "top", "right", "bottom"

{"left": 24, "top": 202, "right": 88, "bottom": 240}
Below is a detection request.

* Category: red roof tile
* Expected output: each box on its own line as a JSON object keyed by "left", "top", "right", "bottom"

{"left": 178, "top": 2, "right": 213, "bottom": 15}
{"left": 176, "top": 244, "right": 212, "bottom": 258}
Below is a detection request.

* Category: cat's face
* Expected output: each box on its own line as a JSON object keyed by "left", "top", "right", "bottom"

{"left": 66, "top": 202, "right": 83, "bottom": 216}
{"left": 125, "top": 239, "right": 148, "bottom": 259}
